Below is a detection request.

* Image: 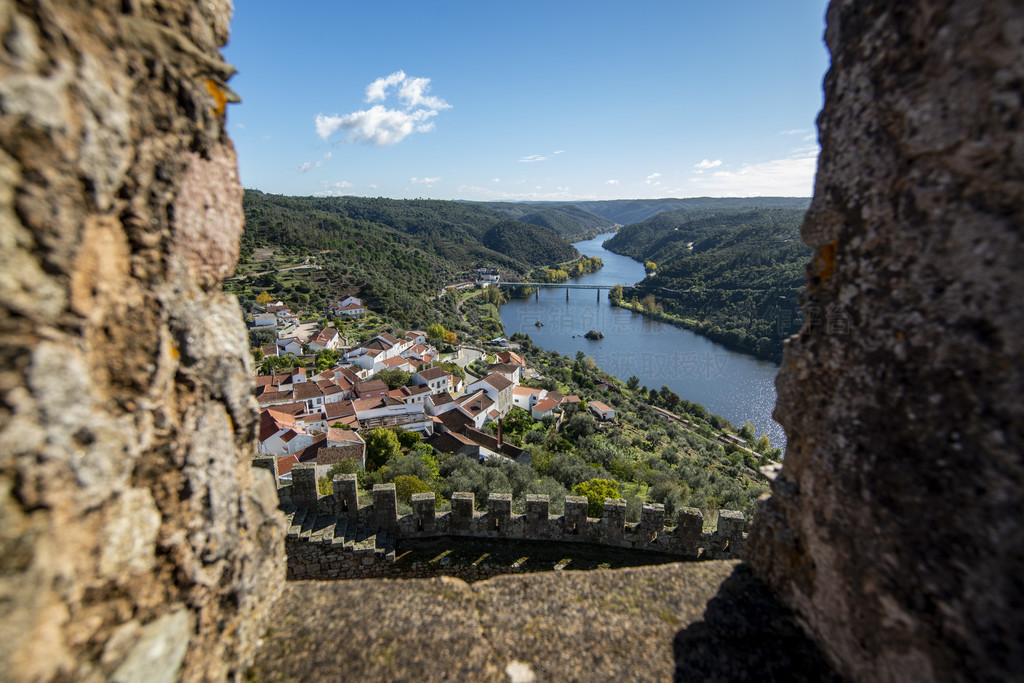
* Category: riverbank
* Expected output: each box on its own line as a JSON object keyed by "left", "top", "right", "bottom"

{"left": 611, "top": 297, "right": 785, "bottom": 363}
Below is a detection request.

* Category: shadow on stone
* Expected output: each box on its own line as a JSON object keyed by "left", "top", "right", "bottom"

{"left": 673, "top": 564, "right": 842, "bottom": 682}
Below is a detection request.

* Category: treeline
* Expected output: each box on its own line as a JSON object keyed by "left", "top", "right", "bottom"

{"left": 604, "top": 205, "right": 812, "bottom": 362}
{"left": 530, "top": 255, "right": 604, "bottom": 283}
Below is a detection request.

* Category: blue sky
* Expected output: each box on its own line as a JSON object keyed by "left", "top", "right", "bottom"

{"left": 224, "top": 1, "right": 830, "bottom": 201}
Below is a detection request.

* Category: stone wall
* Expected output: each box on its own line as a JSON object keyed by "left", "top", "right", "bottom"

{"left": 0, "top": 2, "right": 284, "bottom": 681}
{"left": 279, "top": 467, "right": 746, "bottom": 580}
{"left": 746, "top": 1, "right": 1024, "bottom": 681}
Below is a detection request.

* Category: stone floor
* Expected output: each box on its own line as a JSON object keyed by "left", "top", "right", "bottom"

{"left": 249, "top": 561, "right": 840, "bottom": 682}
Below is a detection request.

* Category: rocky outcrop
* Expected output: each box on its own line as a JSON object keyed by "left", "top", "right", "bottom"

{"left": 0, "top": 2, "right": 283, "bottom": 680}
{"left": 746, "top": 1, "right": 1024, "bottom": 681}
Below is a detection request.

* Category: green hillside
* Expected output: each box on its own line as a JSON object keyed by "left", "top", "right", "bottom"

{"left": 473, "top": 202, "right": 614, "bottom": 241}
{"left": 474, "top": 197, "right": 809, "bottom": 238}
{"left": 232, "top": 191, "right": 578, "bottom": 331}
{"left": 577, "top": 197, "right": 810, "bottom": 226}
{"left": 604, "top": 207, "right": 812, "bottom": 361}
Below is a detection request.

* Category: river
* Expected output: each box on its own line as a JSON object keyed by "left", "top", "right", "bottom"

{"left": 500, "top": 234, "right": 786, "bottom": 450}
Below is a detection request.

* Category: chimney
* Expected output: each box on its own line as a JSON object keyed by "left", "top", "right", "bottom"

{"left": 497, "top": 418, "right": 503, "bottom": 446}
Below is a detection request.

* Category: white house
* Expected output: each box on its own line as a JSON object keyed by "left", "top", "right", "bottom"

{"left": 465, "top": 373, "right": 514, "bottom": 418}
{"left": 308, "top": 327, "right": 341, "bottom": 352}
{"left": 258, "top": 409, "right": 315, "bottom": 456}
{"left": 253, "top": 313, "right": 277, "bottom": 327}
{"left": 531, "top": 397, "right": 560, "bottom": 421}
{"left": 389, "top": 384, "right": 432, "bottom": 407}
{"left": 588, "top": 400, "right": 616, "bottom": 421}
{"left": 335, "top": 302, "right": 364, "bottom": 317}
{"left": 276, "top": 337, "right": 305, "bottom": 356}
{"left": 512, "top": 385, "right": 545, "bottom": 410}
{"left": 453, "top": 390, "right": 494, "bottom": 430}
{"left": 413, "top": 366, "right": 454, "bottom": 395}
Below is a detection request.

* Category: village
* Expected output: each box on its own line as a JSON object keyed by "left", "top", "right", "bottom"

{"left": 252, "top": 288, "right": 618, "bottom": 484}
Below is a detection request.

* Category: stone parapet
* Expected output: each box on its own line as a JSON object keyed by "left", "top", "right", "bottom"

{"left": 281, "top": 478, "right": 744, "bottom": 562}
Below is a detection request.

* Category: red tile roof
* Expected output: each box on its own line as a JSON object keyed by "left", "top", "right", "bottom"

{"left": 416, "top": 366, "right": 450, "bottom": 381}
{"left": 480, "top": 373, "right": 513, "bottom": 391}
{"left": 532, "top": 398, "right": 559, "bottom": 414}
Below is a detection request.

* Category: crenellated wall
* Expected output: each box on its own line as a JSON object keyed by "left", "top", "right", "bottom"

{"left": 279, "top": 463, "right": 745, "bottom": 581}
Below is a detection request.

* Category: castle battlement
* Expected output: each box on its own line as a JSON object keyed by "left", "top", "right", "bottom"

{"left": 270, "top": 461, "right": 745, "bottom": 568}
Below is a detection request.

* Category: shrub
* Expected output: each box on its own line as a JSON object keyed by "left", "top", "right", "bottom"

{"left": 572, "top": 478, "right": 621, "bottom": 517}
{"left": 393, "top": 475, "right": 432, "bottom": 503}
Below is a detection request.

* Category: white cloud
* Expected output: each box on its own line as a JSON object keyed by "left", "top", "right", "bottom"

{"left": 234, "top": 123, "right": 245, "bottom": 129}
{"left": 313, "top": 180, "right": 354, "bottom": 197}
{"left": 316, "top": 71, "right": 450, "bottom": 146}
{"left": 688, "top": 148, "right": 818, "bottom": 196}
{"left": 316, "top": 106, "right": 439, "bottom": 146}
{"left": 554, "top": 150, "right": 565, "bottom": 155}
{"left": 261, "top": 135, "right": 272, "bottom": 141}
{"left": 779, "top": 128, "right": 810, "bottom": 136}
{"left": 694, "top": 159, "right": 722, "bottom": 169}
{"left": 605, "top": 179, "right": 619, "bottom": 185}
{"left": 299, "top": 160, "right": 321, "bottom": 172}
{"left": 645, "top": 172, "right": 661, "bottom": 185}
{"left": 519, "top": 154, "right": 548, "bottom": 163}
{"left": 410, "top": 176, "right": 440, "bottom": 185}
{"left": 324, "top": 151, "right": 332, "bottom": 159}
{"left": 365, "top": 71, "right": 407, "bottom": 102}
{"left": 491, "top": 178, "right": 500, "bottom": 183}
{"left": 366, "top": 184, "right": 378, "bottom": 189}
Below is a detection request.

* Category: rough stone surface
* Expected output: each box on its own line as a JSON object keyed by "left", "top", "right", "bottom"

{"left": 0, "top": 2, "right": 283, "bottom": 680}
{"left": 252, "top": 562, "right": 835, "bottom": 682}
{"left": 747, "top": 1, "right": 1024, "bottom": 681}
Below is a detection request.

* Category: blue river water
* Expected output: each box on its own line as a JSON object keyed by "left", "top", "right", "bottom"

{"left": 500, "top": 234, "right": 786, "bottom": 450}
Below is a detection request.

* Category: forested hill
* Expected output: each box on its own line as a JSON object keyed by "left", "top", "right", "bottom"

{"left": 242, "top": 191, "right": 577, "bottom": 271}
{"left": 475, "top": 202, "right": 614, "bottom": 240}
{"left": 603, "top": 206, "right": 812, "bottom": 361}
{"left": 474, "top": 197, "right": 810, "bottom": 237}
{"left": 237, "top": 191, "right": 578, "bottom": 329}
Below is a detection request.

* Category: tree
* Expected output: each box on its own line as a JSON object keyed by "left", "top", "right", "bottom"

{"left": 502, "top": 407, "right": 534, "bottom": 437}
{"left": 249, "top": 327, "right": 275, "bottom": 347}
{"left": 608, "top": 284, "right": 623, "bottom": 305}
{"left": 363, "top": 427, "right": 401, "bottom": 470}
{"left": 563, "top": 412, "right": 596, "bottom": 442}
{"left": 256, "top": 290, "right": 273, "bottom": 306}
{"left": 393, "top": 475, "right": 433, "bottom": 504}
{"left": 627, "top": 375, "right": 640, "bottom": 391}
{"left": 427, "top": 323, "right": 445, "bottom": 341}
{"left": 443, "top": 330, "right": 457, "bottom": 345}
{"left": 739, "top": 422, "right": 756, "bottom": 442}
{"left": 572, "top": 479, "right": 621, "bottom": 518}
{"left": 373, "top": 368, "right": 410, "bottom": 389}
{"left": 644, "top": 261, "right": 657, "bottom": 273}
{"left": 315, "top": 348, "right": 341, "bottom": 372}
{"left": 395, "top": 428, "right": 421, "bottom": 450}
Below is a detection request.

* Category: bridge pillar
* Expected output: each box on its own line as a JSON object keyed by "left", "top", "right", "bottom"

{"left": 566, "top": 288, "right": 570, "bottom": 300}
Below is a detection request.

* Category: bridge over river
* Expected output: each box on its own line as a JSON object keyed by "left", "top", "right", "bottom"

{"left": 496, "top": 282, "right": 621, "bottom": 290}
